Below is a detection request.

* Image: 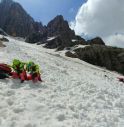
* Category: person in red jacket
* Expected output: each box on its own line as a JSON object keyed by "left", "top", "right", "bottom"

{"left": 11, "top": 59, "right": 27, "bottom": 83}
{"left": 26, "top": 61, "right": 42, "bottom": 83}
{"left": 11, "top": 59, "right": 42, "bottom": 83}
{"left": 0, "top": 63, "right": 12, "bottom": 79}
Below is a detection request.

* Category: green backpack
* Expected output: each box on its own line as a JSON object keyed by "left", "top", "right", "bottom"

{"left": 26, "top": 61, "right": 40, "bottom": 74}
{"left": 12, "top": 59, "right": 26, "bottom": 73}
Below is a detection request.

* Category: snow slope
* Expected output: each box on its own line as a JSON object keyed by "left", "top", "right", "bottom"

{"left": 0, "top": 36, "right": 124, "bottom": 127}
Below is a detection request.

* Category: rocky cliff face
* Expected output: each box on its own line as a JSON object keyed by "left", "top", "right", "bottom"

{"left": 0, "top": 0, "right": 83, "bottom": 47}
{"left": 0, "top": 0, "right": 104, "bottom": 50}
{"left": 26, "top": 15, "right": 106, "bottom": 50}
{"left": 46, "top": 15, "right": 85, "bottom": 50}
{"left": 87, "top": 37, "right": 105, "bottom": 45}
{"left": 66, "top": 45, "right": 124, "bottom": 75}
{"left": 26, "top": 15, "right": 86, "bottom": 50}
{"left": 1, "top": 0, "right": 124, "bottom": 75}
{"left": 0, "top": 0, "right": 43, "bottom": 37}
{"left": 47, "top": 15, "right": 75, "bottom": 39}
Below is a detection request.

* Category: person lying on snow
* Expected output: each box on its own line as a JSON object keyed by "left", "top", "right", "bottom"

{"left": 26, "top": 61, "right": 42, "bottom": 83}
{"left": 11, "top": 59, "right": 27, "bottom": 83}
{"left": 0, "top": 63, "right": 12, "bottom": 79}
{"left": 11, "top": 59, "right": 42, "bottom": 83}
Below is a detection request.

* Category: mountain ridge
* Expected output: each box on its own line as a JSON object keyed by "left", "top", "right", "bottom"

{"left": 0, "top": 0, "right": 43, "bottom": 37}
{"left": 0, "top": 0, "right": 105, "bottom": 49}
{"left": 1, "top": 0, "right": 124, "bottom": 75}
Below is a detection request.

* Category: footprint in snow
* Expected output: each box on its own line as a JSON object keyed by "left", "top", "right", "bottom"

{"left": 24, "top": 123, "right": 35, "bottom": 127}
{"left": 5, "top": 90, "right": 15, "bottom": 96}
{"left": 13, "top": 107, "right": 25, "bottom": 113}
{"left": 6, "top": 98, "right": 14, "bottom": 106}
{"left": 61, "top": 69, "right": 68, "bottom": 75}
{"left": 56, "top": 114, "right": 66, "bottom": 121}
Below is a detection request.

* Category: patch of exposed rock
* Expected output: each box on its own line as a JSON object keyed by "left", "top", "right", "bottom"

{"left": 0, "top": 36, "right": 9, "bottom": 42}
{"left": 66, "top": 45, "right": 124, "bottom": 75}
{"left": 0, "top": 0, "right": 44, "bottom": 37}
{"left": 87, "top": 37, "right": 105, "bottom": 45}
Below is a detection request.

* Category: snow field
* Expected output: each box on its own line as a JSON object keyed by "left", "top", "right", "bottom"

{"left": 0, "top": 36, "right": 124, "bottom": 127}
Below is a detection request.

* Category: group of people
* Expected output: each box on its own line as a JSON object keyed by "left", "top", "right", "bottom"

{"left": 0, "top": 59, "right": 42, "bottom": 83}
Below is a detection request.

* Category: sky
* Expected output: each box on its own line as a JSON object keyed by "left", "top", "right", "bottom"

{"left": 14, "top": 0, "right": 84, "bottom": 25}
{"left": 7, "top": 0, "right": 124, "bottom": 48}
{"left": 71, "top": 0, "right": 124, "bottom": 48}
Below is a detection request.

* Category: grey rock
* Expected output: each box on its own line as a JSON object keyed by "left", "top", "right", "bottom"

{"left": 0, "top": 0, "right": 44, "bottom": 37}
{"left": 87, "top": 37, "right": 105, "bottom": 45}
{"left": 65, "top": 51, "right": 78, "bottom": 58}
{"left": 68, "top": 45, "right": 124, "bottom": 75}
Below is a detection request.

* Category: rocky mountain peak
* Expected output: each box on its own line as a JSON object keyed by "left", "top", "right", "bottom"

{"left": 87, "top": 37, "right": 105, "bottom": 45}
{"left": 0, "top": 0, "right": 44, "bottom": 37}
{"left": 47, "top": 15, "right": 76, "bottom": 39}
{"left": 26, "top": 15, "right": 86, "bottom": 49}
{"left": 49, "top": 15, "right": 64, "bottom": 23}
{"left": 47, "top": 15, "right": 64, "bottom": 26}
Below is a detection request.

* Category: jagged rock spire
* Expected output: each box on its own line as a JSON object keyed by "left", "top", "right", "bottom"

{"left": 0, "top": 0, "right": 44, "bottom": 37}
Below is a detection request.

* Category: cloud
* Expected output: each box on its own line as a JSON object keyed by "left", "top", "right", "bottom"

{"left": 104, "top": 34, "right": 124, "bottom": 48}
{"left": 72, "top": 0, "right": 124, "bottom": 48}
{"left": 69, "top": 21, "right": 75, "bottom": 30}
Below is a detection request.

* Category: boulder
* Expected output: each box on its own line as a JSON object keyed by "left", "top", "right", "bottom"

{"left": 87, "top": 37, "right": 105, "bottom": 45}
{"left": 65, "top": 51, "right": 78, "bottom": 58}
{"left": 44, "top": 36, "right": 63, "bottom": 49}
{"left": 0, "top": 37, "right": 9, "bottom": 42}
